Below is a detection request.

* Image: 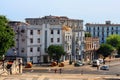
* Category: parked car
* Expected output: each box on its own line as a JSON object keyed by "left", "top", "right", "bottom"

{"left": 99, "top": 59, "right": 103, "bottom": 64}
{"left": 92, "top": 60, "right": 100, "bottom": 67}
{"left": 74, "top": 60, "right": 84, "bottom": 67}
{"left": 100, "top": 65, "right": 109, "bottom": 70}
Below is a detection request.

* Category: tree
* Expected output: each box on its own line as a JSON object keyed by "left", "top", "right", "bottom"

{"left": 0, "top": 15, "right": 15, "bottom": 58}
{"left": 85, "top": 32, "right": 91, "bottom": 37}
{"left": 106, "top": 34, "right": 120, "bottom": 55}
{"left": 47, "top": 45, "right": 65, "bottom": 63}
{"left": 97, "top": 44, "right": 115, "bottom": 60}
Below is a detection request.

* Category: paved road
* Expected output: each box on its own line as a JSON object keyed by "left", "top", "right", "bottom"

{"left": 23, "top": 60, "right": 120, "bottom": 75}
{"left": 1, "top": 60, "right": 120, "bottom": 80}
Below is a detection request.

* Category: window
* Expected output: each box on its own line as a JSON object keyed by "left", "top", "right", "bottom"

{"left": 51, "top": 38, "right": 53, "bottom": 42}
{"left": 107, "top": 27, "right": 109, "bottom": 31}
{"left": 57, "top": 38, "right": 60, "bottom": 42}
{"left": 37, "top": 30, "right": 40, "bottom": 34}
{"left": 21, "top": 29, "right": 25, "bottom": 33}
{"left": 30, "top": 30, "right": 33, "bottom": 35}
{"left": 116, "top": 31, "right": 118, "bottom": 34}
{"left": 66, "top": 36, "right": 67, "bottom": 40}
{"left": 30, "top": 48, "right": 33, "bottom": 52}
{"left": 51, "top": 30, "right": 53, "bottom": 34}
{"left": 111, "top": 32, "right": 113, "bottom": 34}
{"left": 70, "top": 36, "right": 72, "bottom": 40}
{"left": 21, "top": 48, "right": 24, "bottom": 53}
{"left": 70, "top": 45, "right": 72, "bottom": 49}
{"left": 107, "top": 32, "right": 109, "bottom": 37}
{"left": 98, "top": 27, "right": 99, "bottom": 30}
{"left": 97, "top": 32, "right": 99, "bottom": 37}
{"left": 112, "top": 27, "right": 113, "bottom": 30}
{"left": 102, "top": 27, "right": 104, "bottom": 31}
{"left": 68, "top": 46, "right": 70, "bottom": 50}
{"left": 30, "top": 38, "right": 33, "bottom": 43}
{"left": 22, "top": 38, "right": 25, "bottom": 42}
{"left": 37, "top": 47, "right": 40, "bottom": 52}
{"left": 93, "top": 27, "right": 95, "bottom": 31}
{"left": 57, "top": 30, "right": 60, "bottom": 34}
{"left": 30, "top": 57, "right": 33, "bottom": 62}
{"left": 37, "top": 38, "right": 40, "bottom": 43}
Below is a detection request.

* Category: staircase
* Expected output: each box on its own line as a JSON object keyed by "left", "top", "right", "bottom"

{"left": 0, "top": 61, "right": 9, "bottom": 76}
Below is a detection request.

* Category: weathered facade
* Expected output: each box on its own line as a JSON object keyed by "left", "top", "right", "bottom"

{"left": 84, "top": 37, "right": 100, "bottom": 62}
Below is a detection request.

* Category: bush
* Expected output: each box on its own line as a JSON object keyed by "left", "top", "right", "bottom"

{"left": 59, "top": 62, "right": 64, "bottom": 67}
{"left": 51, "top": 61, "right": 57, "bottom": 67}
{"left": 25, "top": 62, "right": 32, "bottom": 68}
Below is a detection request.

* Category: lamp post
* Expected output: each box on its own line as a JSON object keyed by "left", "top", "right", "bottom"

{"left": 2, "top": 55, "right": 5, "bottom": 71}
{"left": 93, "top": 42, "right": 96, "bottom": 60}
{"left": 14, "top": 50, "right": 17, "bottom": 60}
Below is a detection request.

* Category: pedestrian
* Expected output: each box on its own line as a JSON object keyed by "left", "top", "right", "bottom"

{"left": 54, "top": 68, "right": 57, "bottom": 73}
{"left": 59, "top": 68, "right": 62, "bottom": 74}
{"left": 97, "top": 65, "right": 99, "bottom": 70}
{"left": 81, "top": 70, "right": 83, "bottom": 75}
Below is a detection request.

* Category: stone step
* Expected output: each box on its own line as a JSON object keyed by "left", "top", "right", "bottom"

{"left": 0, "top": 68, "right": 9, "bottom": 76}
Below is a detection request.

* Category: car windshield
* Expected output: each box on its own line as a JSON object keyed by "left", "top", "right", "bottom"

{"left": 103, "top": 66, "right": 109, "bottom": 68}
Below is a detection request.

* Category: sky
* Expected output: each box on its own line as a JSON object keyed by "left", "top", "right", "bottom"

{"left": 0, "top": 0, "right": 120, "bottom": 24}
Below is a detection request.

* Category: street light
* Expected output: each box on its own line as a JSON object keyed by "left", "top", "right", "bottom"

{"left": 14, "top": 49, "right": 17, "bottom": 60}
{"left": 2, "top": 55, "right": 5, "bottom": 71}
{"left": 93, "top": 42, "right": 96, "bottom": 60}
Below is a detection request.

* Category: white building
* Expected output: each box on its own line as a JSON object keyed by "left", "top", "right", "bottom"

{"left": 26, "top": 15, "right": 84, "bottom": 61}
{"left": 62, "top": 26, "right": 72, "bottom": 60}
{"left": 8, "top": 15, "right": 84, "bottom": 63}
{"left": 86, "top": 21, "right": 120, "bottom": 44}
{"left": 18, "top": 24, "right": 72, "bottom": 63}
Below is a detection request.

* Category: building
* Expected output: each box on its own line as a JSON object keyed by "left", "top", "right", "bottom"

{"left": 86, "top": 21, "right": 120, "bottom": 44}
{"left": 8, "top": 15, "right": 84, "bottom": 63}
{"left": 62, "top": 26, "right": 72, "bottom": 60}
{"left": 26, "top": 15, "right": 84, "bottom": 62}
{"left": 84, "top": 37, "right": 100, "bottom": 62}
{"left": 7, "top": 21, "right": 28, "bottom": 57}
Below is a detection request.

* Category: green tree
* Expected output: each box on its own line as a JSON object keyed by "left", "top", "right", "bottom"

{"left": 97, "top": 44, "right": 115, "bottom": 60}
{"left": 85, "top": 32, "right": 91, "bottom": 37}
{"left": 47, "top": 45, "right": 65, "bottom": 63}
{"left": 0, "top": 15, "right": 15, "bottom": 58}
{"left": 106, "top": 34, "right": 120, "bottom": 54}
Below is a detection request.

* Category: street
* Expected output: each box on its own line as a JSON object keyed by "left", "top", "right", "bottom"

{"left": 23, "top": 59, "right": 120, "bottom": 75}
{"left": 1, "top": 60, "right": 120, "bottom": 80}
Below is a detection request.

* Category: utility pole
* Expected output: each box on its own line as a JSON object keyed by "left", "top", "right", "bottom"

{"left": 2, "top": 55, "right": 5, "bottom": 71}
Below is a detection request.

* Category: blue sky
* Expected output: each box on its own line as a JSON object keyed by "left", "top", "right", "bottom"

{"left": 0, "top": 0, "right": 120, "bottom": 24}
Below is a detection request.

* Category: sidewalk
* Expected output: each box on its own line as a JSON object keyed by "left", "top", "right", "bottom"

{"left": 1, "top": 73, "right": 120, "bottom": 80}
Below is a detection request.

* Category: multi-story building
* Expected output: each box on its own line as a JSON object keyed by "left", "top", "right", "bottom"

{"left": 8, "top": 15, "right": 84, "bottom": 63}
{"left": 86, "top": 21, "right": 120, "bottom": 44}
{"left": 26, "top": 15, "right": 84, "bottom": 62}
{"left": 84, "top": 37, "right": 100, "bottom": 62}
{"left": 7, "top": 21, "right": 27, "bottom": 57}
{"left": 62, "top": 26, "right": 72, "bottom": 60}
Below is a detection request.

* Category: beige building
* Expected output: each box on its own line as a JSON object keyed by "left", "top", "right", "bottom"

{"left": 84, "top": 37, "right": 100, "bottom": 61}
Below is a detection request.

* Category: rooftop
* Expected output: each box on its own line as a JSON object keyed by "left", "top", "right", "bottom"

{"left": 86, "top": 21, "right": 120, "bottom": 26}
{"left": 25, "top": 15, "right": 83, "bottom": 21}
